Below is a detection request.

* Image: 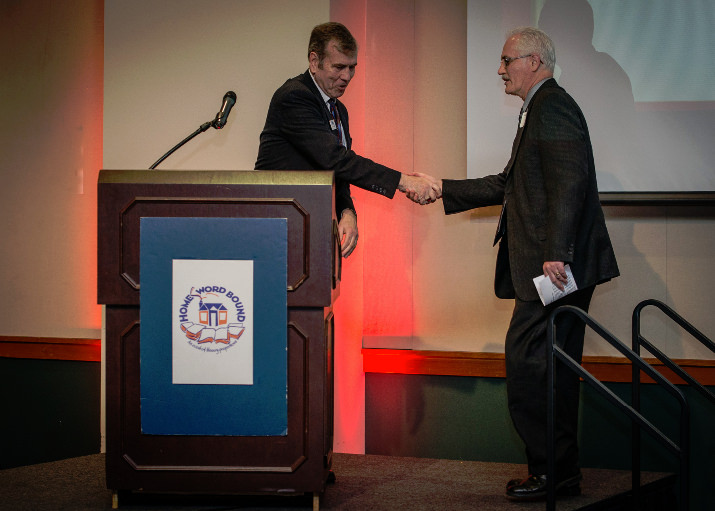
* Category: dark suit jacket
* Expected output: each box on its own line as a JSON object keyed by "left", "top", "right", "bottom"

{"left": 255, "top": 70, "right": 402, "bottom": 216}
{"left": 442, "top": 79, "right": 619, "bottom": 301}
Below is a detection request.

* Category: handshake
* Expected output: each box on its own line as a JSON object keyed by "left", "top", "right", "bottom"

{"left": 397, "top": 172, "right": 442, "bottom": 205}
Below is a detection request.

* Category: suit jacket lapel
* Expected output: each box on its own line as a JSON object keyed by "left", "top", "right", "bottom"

{"left": 504, "top": 122, "right": 526, "bottom": 177}
{"left": 495, "top": 114, "right": 526, "bottom": 245}
{"left": 299, "top": 70, "right": 332, "bottom": 124}
{"left": 503, "top": 78, "right": 558, "bottom": 176}
{"left": 299, "top": 70, "right": 349, "bottom": 148}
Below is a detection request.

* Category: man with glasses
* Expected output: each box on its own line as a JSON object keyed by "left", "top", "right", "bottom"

{"left": 421, "top": 27, "right": 619, "bottom": 500}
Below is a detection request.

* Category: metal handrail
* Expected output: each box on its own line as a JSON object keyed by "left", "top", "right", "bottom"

{"left": 546, "top": 305, "right": 689, "bottom": 511}
{"left": 631, "top": 299, "right": 715, "bottom": 510}
{"left": 632, "top": 298, "right": 715, "bottom": 406}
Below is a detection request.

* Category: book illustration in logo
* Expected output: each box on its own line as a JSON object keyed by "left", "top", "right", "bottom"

{"left": 176, "top": 286, "right": 248, "bottom": 353}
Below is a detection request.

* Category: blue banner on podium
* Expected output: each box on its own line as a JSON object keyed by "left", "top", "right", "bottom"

{"left": 139, "top": 217, "right": 287, "bottom": 436}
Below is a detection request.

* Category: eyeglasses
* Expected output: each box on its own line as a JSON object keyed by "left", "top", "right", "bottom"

{"left": 500, "top": 54, "right": 533, "bottom": 67}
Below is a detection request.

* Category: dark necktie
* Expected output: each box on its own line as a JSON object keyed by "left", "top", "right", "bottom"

{"left": 328, "top": 99, "right": 344, "bottom": 146}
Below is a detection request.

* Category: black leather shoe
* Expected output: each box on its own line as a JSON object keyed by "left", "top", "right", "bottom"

{"left": 505, "top": 473, "right": 582, "bottom": 500}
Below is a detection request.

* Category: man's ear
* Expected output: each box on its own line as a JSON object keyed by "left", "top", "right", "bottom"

{"left": 530, "top": 54, "right": 542, "bottom": 70}
{"left": 309, "top": 51, "right": 320, "bottom": 73}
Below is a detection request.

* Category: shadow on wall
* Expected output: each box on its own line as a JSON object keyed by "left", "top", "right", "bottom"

{"left": 538, "top": 0, "right": 638, "bottom": 192}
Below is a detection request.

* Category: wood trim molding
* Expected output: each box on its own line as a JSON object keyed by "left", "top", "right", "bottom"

{"left": 0, "top": 336, "right": 101, "bottom": 362}
{"left": 362, "top": 349, "right": 715, "bottom": 386}
{"left": 4, "top": 335, "right": 712, "bottom": 386}
{"left": 599, "top": 191, "right": 715, "bottom": 205}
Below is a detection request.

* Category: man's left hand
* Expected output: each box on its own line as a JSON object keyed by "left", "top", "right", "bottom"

{"left": 339, "top": 209, "right": 358, "bottom": 258}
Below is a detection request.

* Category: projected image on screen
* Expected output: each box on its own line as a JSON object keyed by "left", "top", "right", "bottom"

{"left": 467, "top": 0, "right": 715, "bottom": 192}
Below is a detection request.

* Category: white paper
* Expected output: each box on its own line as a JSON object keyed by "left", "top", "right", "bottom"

{"left": 172, "top": 259, "right": 254, "bottom": 385}
{"left": 533, "top": 264, "right": 578, "bottom": 306}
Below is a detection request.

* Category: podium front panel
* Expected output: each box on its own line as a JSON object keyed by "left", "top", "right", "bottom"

{"left": 139, "top": 217, "right": 288, "bottom": 437}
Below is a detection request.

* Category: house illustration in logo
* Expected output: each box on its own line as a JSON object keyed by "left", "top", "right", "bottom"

{"left": 179, "top": 286, "right": 246, "bottom": 350}
{"left": 199, "top": 302, "right": 228, "bottom": 327}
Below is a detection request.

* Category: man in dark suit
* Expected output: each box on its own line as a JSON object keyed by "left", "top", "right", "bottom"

{"left": 256, "top": 22, "right": 439, "bottom": 258}
{"left": 423, "top": 27, "right": 619, "bottom": 500}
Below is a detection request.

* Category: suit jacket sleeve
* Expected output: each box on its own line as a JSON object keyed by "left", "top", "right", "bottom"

{"left": 257, "top": 77, "right": 402, "bottom": 203}
{"left": 441, "top": 172, "right": 507, "bottom": 214}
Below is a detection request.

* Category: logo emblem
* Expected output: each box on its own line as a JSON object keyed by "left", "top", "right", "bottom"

{"left": 177, "top": 286, "right": 247, "bottom": 353}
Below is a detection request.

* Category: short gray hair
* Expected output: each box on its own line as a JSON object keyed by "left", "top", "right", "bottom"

{"left": 507, "top": 27, "right": 556, "bottom": 72}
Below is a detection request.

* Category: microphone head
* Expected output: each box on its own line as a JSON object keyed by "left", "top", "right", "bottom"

{"left": 213, "top": 90, "right": 237, "bottom": 129}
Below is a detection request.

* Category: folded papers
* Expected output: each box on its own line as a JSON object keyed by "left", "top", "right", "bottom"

{"left": 533, "top": 264, "right": 578, "bottom": 306}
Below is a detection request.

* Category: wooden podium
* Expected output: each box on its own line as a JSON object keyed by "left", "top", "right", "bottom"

{"left": 98, "top": 170, "right": 340, "bottom": 509}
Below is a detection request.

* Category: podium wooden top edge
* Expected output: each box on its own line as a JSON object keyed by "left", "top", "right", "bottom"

{"left": 98, "top": 169, "right": 334, "bottom": 186}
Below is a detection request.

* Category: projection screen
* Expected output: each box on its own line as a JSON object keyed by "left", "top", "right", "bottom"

{"left": 467, "top": 0, "right": 715, "bottom": 193}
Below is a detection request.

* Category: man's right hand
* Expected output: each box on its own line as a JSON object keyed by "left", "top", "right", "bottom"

{"left": 398, "top": 173, "right": 442, "bottom": 205}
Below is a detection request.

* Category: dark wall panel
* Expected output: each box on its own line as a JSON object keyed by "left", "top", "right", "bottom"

{"left": 0, "top": 358, "right": 100, "bottom": 469}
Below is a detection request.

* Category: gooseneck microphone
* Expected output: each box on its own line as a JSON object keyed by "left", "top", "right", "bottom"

{"left": 212, "top": 91, "right": 237, "bottom": 129}
{"left": 150, "top": 90, "right": 238, "bottom": 169}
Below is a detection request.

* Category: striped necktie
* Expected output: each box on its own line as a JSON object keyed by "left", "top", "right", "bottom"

{"left": 328, "top": 99, "right": 344, "bottom": 146}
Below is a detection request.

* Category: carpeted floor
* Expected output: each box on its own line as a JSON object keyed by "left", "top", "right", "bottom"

{"left": 0, "top": 453, "right": 671, "bottom": 511}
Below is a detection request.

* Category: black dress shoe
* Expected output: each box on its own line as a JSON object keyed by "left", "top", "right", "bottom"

{"left": 505, "top": 473, "right": 582, "bottom": 500}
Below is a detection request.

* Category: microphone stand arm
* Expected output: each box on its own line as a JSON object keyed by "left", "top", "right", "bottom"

{"left": 149, "top": 120, "right": 213, "bottom": 170}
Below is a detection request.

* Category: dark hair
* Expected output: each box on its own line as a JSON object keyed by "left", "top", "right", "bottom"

{"left": 308, "top": 22, "right": 357, "bottom": 62}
